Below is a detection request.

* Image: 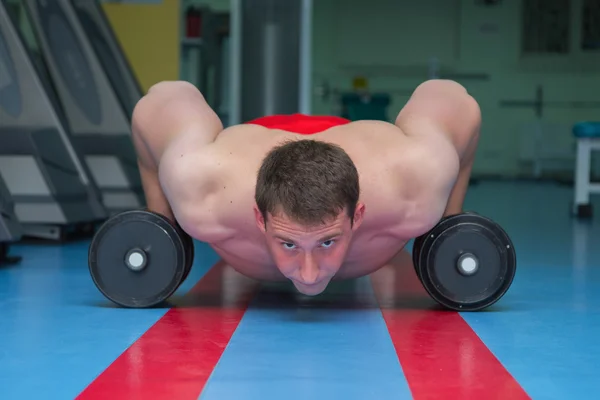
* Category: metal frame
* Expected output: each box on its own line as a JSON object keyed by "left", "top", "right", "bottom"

{"left": 69, "top": 0, "right": 144, "bottom": 116}
{"left": 229, "top": 0, "right": 242, "bottom": 126}
{"left": 228, "top": 0, "right": 312, "bottom": 125}
{"left": 574, "top": 138, "right": 600, "bottom": 209}
{"left": 0, "top": 0, "right": 106, "bottom": 240}
{"left": 23, "top": 0, "right": 144, "bottom": 214}
{"left": 299, "top": 0, "right": 312, "bottom": 115}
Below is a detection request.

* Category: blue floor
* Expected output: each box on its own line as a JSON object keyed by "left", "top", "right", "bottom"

{"left": 0, "top": 180, "right": 599, "bottom": 399}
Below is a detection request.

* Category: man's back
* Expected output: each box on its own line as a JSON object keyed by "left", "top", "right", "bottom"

{"left": 159, "top": 117, "right": 451, "bottom": 282}
{"left": 130, "top": 80, "right": 478, "bottom": 294}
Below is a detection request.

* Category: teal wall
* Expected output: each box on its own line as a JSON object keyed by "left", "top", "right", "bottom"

{"left": 180, "top": 0, "right": 600, "bottom": 179}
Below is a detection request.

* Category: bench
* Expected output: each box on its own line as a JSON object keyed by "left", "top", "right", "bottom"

{"left": 573, "top": 121, "right": 600, "bottom": 217}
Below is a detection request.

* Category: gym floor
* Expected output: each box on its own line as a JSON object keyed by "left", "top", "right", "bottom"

{"left": 0, "top": 180, "right": 598, "bottom": 399}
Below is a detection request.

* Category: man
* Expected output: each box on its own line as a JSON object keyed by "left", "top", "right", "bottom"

{"left": 131, "top": 79, "right": 480, "bottom": 295}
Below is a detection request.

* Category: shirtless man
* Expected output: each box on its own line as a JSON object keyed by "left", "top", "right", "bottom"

{"left": 131, "top": 79, "right": 481, "bottom": 296}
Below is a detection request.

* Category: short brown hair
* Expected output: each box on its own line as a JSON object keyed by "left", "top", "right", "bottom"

{"left": 255, "top": 139, "right": 360, "bottom": 226}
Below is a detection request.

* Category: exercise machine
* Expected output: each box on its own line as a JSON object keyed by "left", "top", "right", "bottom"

{"left": 0, "top": 1, "right": 106, "bottom": 240}
{"left": 0, "top": 173, "right": 23, "bottom": 264}
{"left": 68, "top": 0, "right": 142, "bottom": 118}
{"left": 22, "top": 0, "right": 145, "bottom": 215}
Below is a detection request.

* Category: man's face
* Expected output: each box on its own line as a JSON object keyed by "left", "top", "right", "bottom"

{"left": 254, "top": 204, "right": 365, "bottom": 295}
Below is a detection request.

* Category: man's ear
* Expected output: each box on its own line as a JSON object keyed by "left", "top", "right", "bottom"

{"left": 254, "top": 204, "right": 266, "bottom": 231}
{"left": 352, "top": 202, "right": 366, "bottom": 231}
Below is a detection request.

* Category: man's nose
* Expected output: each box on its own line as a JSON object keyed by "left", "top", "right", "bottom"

{"left": 299, "top": 255, "right": 319, "bottom": 285}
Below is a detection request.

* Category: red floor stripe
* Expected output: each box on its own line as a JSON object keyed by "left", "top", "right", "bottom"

{"left": 370, "top": 251, "right": 531, "bottom": 400}
{"left": 77, "top": 261, "right": 260, "bottom": 400}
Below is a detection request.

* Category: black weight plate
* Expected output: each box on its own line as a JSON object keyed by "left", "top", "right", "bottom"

{"left": 417, "top": 213, "right": 516, "bottom": 311}
{"left": 412, "top": 234, "right": 426, "bottom": 278}
{"left": 156, "top": 215, "right": 193, "bottom": 286}
{"left": 172, "top": 221, "right": 194, "bottom": 284}
{"left": 181, "top": 230, "right": 194, "bottom": 283}
{"left": 412, "top": 212, "right": 467, "bottom": 277}
{"left": 88, "top": 210, "right": 186, "bottom": 308}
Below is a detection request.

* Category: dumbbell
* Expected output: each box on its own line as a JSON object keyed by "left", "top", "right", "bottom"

{"left": 88, "top": 209, "right": 195, "bottom": 308}
{"left": 412, "top": 211, "right": 516, "bottom": 311}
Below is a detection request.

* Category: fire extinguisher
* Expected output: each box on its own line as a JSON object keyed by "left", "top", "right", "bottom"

{"left": 185, "top": 6, "right": 202, "bottom": 38}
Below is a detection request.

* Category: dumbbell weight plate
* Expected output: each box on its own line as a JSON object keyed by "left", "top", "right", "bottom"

{"left": 179, "top": 228, "right": 194, "bottom": 283}
{"left": 88, "top": 210, "right": 186, "bottom": 308}
{"left": 412, "top": 213, "right": 464, "bottom": 278}
{"left": 415, "top": 212, "right": 516, "bottom": 311}
{"left": 412, "top": 234, "right": 426, "bottom": 278}
{"left": 161, "top": 215, "right": 193, "bottom": 286}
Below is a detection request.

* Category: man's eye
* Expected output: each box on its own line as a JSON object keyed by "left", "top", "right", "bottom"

{"left": 321, "top": 240, "right": 335, "bottom": 248}
{"left": 282, "top": 243, "right": 296, "bottom": 250}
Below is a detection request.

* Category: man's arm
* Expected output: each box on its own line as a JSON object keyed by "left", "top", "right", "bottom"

{"left": 395, "top": 79, "right": 481, "bottom": 216}
{"left": 131, "top": 81, "right": 223, "bottom": 221}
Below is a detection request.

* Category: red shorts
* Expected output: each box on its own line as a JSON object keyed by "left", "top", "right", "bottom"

{"left": 245, "top": 113, "right": 350, "bottom": 134}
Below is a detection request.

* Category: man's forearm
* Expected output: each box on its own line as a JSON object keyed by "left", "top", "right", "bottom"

{"left": 138, "top": 161, "right": 175, "bottom": 221}
{"left": 443, "top": 125, "right": 479, "bottom": 216}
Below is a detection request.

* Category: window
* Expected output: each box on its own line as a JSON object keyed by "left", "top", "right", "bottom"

{"left": 581, "top": 0, "right": 600, "bottom": 51}
{"left": 522, "top": 0, "right": 570, "bottom": 54}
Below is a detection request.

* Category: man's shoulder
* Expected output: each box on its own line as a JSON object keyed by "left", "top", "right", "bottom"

{"left": 327, "top": 122, "right": 454, "bottom": 239}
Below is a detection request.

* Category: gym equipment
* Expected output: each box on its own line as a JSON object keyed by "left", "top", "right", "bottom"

{"left": 338, "top": 76, "right": 391, "bottom": 121}
{"left": 572, "top": 122, "right": 600, "bottom": 218}
{"left": 341, "top": 93, "right": 391, "bottom": 121}
{"left": 68, "top": 0, "right": 142, "bottom": 118}
{"left": 180, "top": 6, "right": 231, "bottom": 124}
{"left": 239, "top": 0, "right": 302, "bottom": 121}
{"left": 411, "top": 233, "right": 426, "bottom": 277}
{"left": 22, "top": 0, "right": 145, "bottom": 215}
{"left": 500, "top": 86, "right": 600, "bottom": 119}
{"left": 0, "top": 172, "right": 22, "bottom": 264}
{"left": 412, "top": 212, "right": 516, "bottom": 311}
{"left": 0, "top": 1, "right": 106, "bottom": 240}
{"left": 89, "top": 210, "right": 194, "bottom": 308}
{"left": 499, "top": 84, "right": 600, "bottom": 178}
{"left": 181, "top": 227, "right": 195, "bottom": 284}
{"left": 230, "top": 0, "right": 312, "bottom": 124}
